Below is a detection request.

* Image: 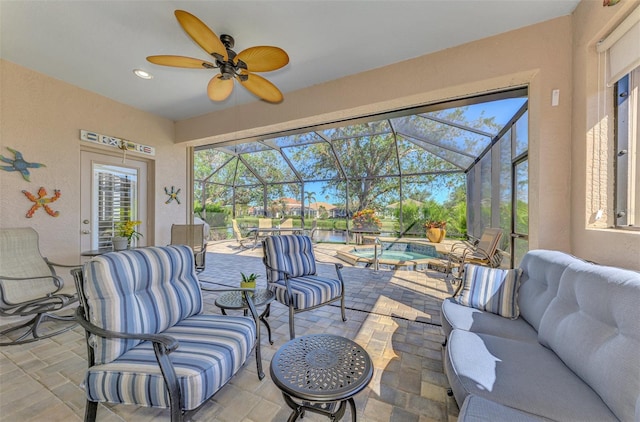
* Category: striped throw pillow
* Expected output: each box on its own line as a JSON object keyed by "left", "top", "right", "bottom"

{"left": 456, "top": 264, "right": 523, "bottom": 319}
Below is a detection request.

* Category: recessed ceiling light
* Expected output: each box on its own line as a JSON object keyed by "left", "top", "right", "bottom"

{"left": 133, "top": 69, "right": 153, "bottom": 80}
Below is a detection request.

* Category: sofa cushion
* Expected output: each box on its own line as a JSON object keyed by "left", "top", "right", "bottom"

{"left": 441, "top": 298, "right": 538, "bottom": 342}
{"left": 83, "top": 246, "right": 203, "bottom": 365}
{"left": 538, "top": 262, "right": 640, "bottom": 422}
{"left": 84, "top": 314, "right": 255, "bottom": 411}
{"left": 444, "top": 329, "right": 618, "bottom": 421}
{"left": 458, "top": 395, "right": 554, "bottom": 422}
{"left": 517, "top": 249, "right": 583, "bottom": 331}
{"left": 456, "top": 264, "right": 522, "bottom": 318}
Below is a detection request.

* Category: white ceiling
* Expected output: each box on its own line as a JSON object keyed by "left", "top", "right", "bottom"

{"left": 0, "top": 1, "right": 580, "bottom": 121}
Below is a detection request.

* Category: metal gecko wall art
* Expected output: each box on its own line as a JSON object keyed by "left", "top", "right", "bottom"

{"left": 22, "top": 187, "right": 61, "bottom": 218}
{"left": 164, "top": 186, "right": 181, "bottom": 204}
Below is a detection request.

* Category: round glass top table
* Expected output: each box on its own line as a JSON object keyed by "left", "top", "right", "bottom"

{"left": 214, "top": 288, "right": 275, "bottom": 345}
{"left": 80, "top": 248, "right": 114, "bottom": 257}
{"left": 270, "top": 334, "right": 373, "bottom": 421}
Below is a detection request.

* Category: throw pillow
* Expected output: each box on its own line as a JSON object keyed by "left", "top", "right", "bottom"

{"left": 456, "top": 264, "right": 523, "bottom": 319}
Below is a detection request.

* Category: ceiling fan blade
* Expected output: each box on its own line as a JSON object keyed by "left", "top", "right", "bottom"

{"left": 174, "top": 10, "right": 228, "bottom": 61}
{"left": 236, "top": 46, "right": 289, "bottom": 72}
{"left": 207, "top": 76, "right": 234, "bottom": 101}
{"left": 147, "top": 55, "right": 215, "bottom": 69}
{"left": 239, "top": 72, "right": 283, "bottom": 103}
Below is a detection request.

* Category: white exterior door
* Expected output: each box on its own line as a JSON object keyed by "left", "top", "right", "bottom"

{"left": 80, "top": 151, "right": 148, "bottom": 252}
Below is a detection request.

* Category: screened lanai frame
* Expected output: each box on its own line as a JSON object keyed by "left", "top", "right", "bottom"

{"left": 194, "top": 87, "right": 529, "bottom": 265}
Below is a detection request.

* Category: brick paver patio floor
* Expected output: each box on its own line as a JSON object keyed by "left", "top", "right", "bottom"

{"left": 0, "top": 240, "right": 459, "bottom": 422}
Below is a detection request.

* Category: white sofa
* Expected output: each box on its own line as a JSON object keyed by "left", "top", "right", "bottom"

{"left": 441, "top": 249, "right": 640, "bottom": 422}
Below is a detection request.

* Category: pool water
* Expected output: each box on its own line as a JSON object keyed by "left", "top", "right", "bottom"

{"left": 349, "top": 250, "right": 433, "bottom": 261}
{"left": 337, "top": 241, "right": 443, "bottom": 270}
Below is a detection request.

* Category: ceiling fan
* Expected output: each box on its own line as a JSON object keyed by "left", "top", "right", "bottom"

{"left": 147, "top": 10, "right": 289, "bottom": 103}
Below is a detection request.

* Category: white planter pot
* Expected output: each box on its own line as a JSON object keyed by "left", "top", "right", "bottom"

{"left": 112, "top": 236, "right": 129, "bottom": 251}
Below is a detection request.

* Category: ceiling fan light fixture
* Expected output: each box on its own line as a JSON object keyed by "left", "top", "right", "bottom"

{"left": 133, "top": 69, "right": 153, "bottom": 80}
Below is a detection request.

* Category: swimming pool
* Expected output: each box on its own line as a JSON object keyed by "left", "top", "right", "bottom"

{"left": 337, "top": 240, "right": 444, "bottom": 270}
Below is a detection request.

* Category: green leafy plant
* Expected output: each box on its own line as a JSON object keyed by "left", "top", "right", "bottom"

{"left": 240, "top": 272, "right": 260, "bottom": 288}
{"left": 116, "top": 220, "right": 143, "bottom": 241}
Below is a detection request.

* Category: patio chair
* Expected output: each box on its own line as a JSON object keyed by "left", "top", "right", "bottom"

{"left": 72, "top": 245, "right": 263, "bottom": 422}
{"left": 193, "top": 216, "right": 210, "bottom": 241}
{"left": 257, "top": 218, "right": 273, "bottom": 239}
{"left": 280, "top": 218, "right": 293, "bottom": 229}
{"left": 0, "top": 227, "right": 78, "bottom": 346}
{"left": 232, "top": 219, "right": 255, "bottom": 249}
{"left": 262, "top": 235, "right": 346, "bottom": 339}
{"left": 446, "top": 227, "right": 503, "bottom": 282}
{"left": 170, "top": 224, "right": 207, "bottom": 272}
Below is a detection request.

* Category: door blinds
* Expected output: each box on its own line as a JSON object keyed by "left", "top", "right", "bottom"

{"left": 95, "top": 166, "right": 138, "bottom": 248}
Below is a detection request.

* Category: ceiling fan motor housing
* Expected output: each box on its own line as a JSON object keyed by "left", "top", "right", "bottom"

{"left": 215, "top": 34, "right": 248, "bottom": 79}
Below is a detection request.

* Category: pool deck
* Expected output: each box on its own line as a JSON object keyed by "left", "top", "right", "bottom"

{"left": 0, "top": 239, "right": 460, "bottom": 422}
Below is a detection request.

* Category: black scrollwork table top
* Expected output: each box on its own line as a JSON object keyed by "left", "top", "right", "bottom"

{"left": 270, "top": 334, "right": 373, "bottom": 403}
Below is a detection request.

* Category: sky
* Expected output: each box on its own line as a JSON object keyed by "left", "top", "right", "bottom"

{"left": 299, "top": 96, "right": 527, "bottom": 207}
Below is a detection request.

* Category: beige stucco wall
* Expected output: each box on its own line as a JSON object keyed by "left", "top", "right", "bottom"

{"left": 177, "top": 16, "right": 575, "bottom": 257}
{"left": 571, "top": 0, "right": 640, "bottom": 269}
{"left": 0, "top": 60, "right": 189, "bottom": 266}
{"left": 2, "top": 0, "right": 637, "bottom": 271}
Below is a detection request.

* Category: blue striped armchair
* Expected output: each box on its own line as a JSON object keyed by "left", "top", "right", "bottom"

{"left": 262, "top": 235, "right": 346, "bottom": 339}
{"left": 72, "top": 245, "right": 263, "bottom": 422}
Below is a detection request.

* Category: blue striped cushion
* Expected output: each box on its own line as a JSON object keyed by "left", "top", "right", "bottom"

{"left": 263, "top": 235, "right": 317, "bottom": 282}
{"left": 456, "top": 264, "right": 523, "bottom": 319}
{"left": 84, "top": 314, "right": 256, "bottom": 411}
{"left": 83, "top": 246, "right": 203, "bottom": 364}
{"left": 268, "top": 275, "right": 342, "bottom": 309}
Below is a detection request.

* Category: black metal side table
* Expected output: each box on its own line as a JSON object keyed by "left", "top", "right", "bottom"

{"left": 270, "top": 334, "right": 373, "bottom": 422}
{"left": 81, "top": 248, "right": 113, "bottom": 257}
{"left": 215, "top": 289, "right": 275, "bottom": 345}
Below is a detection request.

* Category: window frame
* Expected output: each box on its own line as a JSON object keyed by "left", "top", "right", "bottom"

{"left": 614, "top": 67, "right": 640, "bottom": 230}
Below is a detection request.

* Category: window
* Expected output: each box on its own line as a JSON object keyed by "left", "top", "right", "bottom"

{"left": 466, "top": 104, "right": 528, "bottom": 267}
{"left": 615, "top": 66, "right": 640, "bottom": 228}
{"left": 94, "top": 164, "right": 139, "bottom": 248}
{"left": 194, "top": 89, "right": 528, "bottom": 246}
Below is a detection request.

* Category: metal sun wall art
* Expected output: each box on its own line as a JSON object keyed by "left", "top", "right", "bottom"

{"left": 165, "top": 186, "right": 181, "bottom": 204}
{"left": 0, "top": 147, "right": 45, "bottom": 182}
{"left": 22, "top": 187, "right": 61, "bottom": 218}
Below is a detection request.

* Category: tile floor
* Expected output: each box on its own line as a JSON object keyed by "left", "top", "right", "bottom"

{"left": 0, "top": 240, "right": 459, "bottom": 421}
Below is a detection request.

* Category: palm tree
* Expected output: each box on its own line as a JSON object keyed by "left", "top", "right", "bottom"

{"left": 279, "top": 198, "right": 288, "bottom": 217}
{"left": 305, "top": 191, "right": 317, "bottom": 218}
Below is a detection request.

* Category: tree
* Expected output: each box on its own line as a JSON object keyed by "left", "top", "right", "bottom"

{"left": 318, "top": 205, "right": 329, "bottom": 219}
{"left": 268, "top": 201, "right": 279, "bottom": 218}
{"left": 304, "top": 191, "right": 317, "bottom": 218}
{"left": 289, "top": 110, "right": 498, "bottom": 213}
{"left": 279, "top": 198, "right": 288, "bottom": 217}
{"left": 443, "top": 182, "right": 468, "bottom": 238}
{"left": 194, "top": 106, "right": 501, "bottom": 233}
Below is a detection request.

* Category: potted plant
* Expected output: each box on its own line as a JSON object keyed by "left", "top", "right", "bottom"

{"left": 425, "top": 220, "right": 447, "bottom": 243}
{"left": 112, "top": 220, "right": 143, "bottom": 250}
{"left": 240, "top": 272, "right": 260, "bottom": 289}
{"left": 351, "top": 209, "right": 382, "bottom": 232}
